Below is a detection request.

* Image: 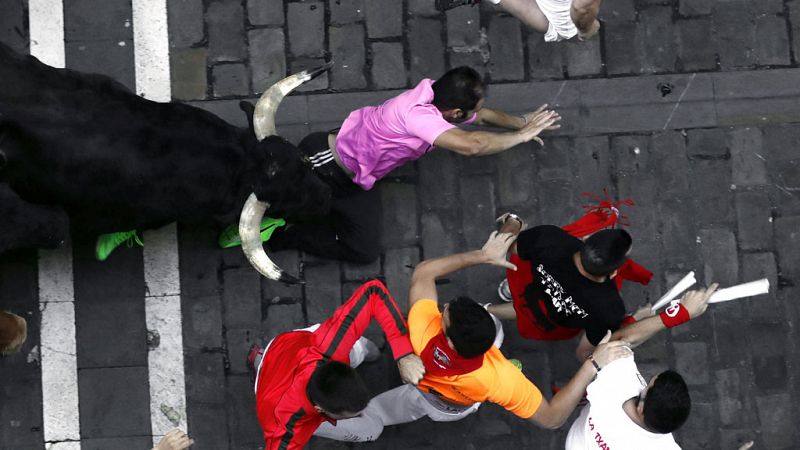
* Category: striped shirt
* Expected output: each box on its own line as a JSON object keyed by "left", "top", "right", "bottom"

{"left": 255, "top": 280, "right": 413, "bottom": 450}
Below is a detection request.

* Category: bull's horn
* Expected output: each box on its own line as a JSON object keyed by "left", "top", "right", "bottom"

{"left": 253, "top": 62, "right": 334, "bottom": 140}
{"left": 239, "top": 193, "right": 303, "bottom": 284}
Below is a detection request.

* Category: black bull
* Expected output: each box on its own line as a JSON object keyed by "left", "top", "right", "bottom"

{"left": 0, "top": 42, "right": 331, "bottom": 263}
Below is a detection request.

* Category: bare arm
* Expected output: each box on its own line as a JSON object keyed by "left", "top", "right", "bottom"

{"left": 472, "top": 107, "right": 526, "bottom": 129}
{"left": 611, "top": 284, "right": 719, "bottom": 348}
{"left": 434, "top": 108, "right": 560, "bottom": 156}
{"left": 408, "top": 232, "right": 517, "bottom": 308}
{"left": 526, "top": 332, "right": 632, "bottom": 429}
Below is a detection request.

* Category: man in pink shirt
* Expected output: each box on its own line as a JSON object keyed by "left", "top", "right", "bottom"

{"left": 267, "top": 66, "right": 560, "bottom": 263}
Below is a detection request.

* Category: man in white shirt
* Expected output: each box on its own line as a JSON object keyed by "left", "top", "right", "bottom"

{"left": 565, "top": 355, "right": 687, "bottom": 449}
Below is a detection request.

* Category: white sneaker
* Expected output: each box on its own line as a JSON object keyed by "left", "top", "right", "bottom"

{"left": 361, "top": 337, "right": 381, "bottom": 363}
{"left": 497, "top": 278, "right": 513, "bottom": 302}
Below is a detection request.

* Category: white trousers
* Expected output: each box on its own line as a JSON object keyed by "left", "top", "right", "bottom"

{"left": 314, "top": 312, "right": 505, "bottom": 442}
{"left": 254, "top": 323, "right": 373, "bottom": 393}
{"left": 313, "top": 384, "right": 480, "bottom": 442}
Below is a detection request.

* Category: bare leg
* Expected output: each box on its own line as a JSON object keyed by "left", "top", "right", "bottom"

{"left": 570, "top": 0, "right": 602, "bottom": 39}
{"left": 487, "top": 302, "right": 517, "bottom": 320}
{"left": 495, "top": 0, "right": 550, "bottom": 33}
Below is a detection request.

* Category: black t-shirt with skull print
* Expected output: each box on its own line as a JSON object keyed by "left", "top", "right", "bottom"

{"left": 516, "top": 225, "right": 625, "bottom": 346}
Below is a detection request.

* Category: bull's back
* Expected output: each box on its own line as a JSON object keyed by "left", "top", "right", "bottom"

{"left": 0, "top": 41, "right": 253, "bottom": 229}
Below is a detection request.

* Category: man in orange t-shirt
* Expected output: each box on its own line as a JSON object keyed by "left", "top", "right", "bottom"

{"left": 314, "top": 232, "right": 631, "bottom": 443}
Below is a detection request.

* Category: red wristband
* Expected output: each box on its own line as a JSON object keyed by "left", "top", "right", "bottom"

{"left": 659, "top": 301, "right": 690, "bottom": 328}
{"left": 621, "top": 315, "right": 637, "bottom": 327}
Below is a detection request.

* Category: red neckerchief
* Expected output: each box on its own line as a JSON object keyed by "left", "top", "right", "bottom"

{"left": 420, "top": 332, "right": 483, "bottom": 377}
{"left": 560, "top": 190, "right": 653, "bottom": 288}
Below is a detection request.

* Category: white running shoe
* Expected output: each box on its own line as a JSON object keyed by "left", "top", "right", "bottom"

{"left": 497, "top": 278, "right": 513, "bottom": 302}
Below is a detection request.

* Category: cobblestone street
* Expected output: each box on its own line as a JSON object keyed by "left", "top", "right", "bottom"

{"left": 1, "top": 0, "right": 799, "bottom": 449}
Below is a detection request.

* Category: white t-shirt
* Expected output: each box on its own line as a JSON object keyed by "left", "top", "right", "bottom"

{"left": 565, "top": 357, "right": 681, "bottom": 450}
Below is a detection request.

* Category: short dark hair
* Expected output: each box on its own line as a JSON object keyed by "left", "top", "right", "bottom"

{"left": 432, "top": 67, "right": 485, "bottom": 112}
{"left": 445, "top": 297, "right": 495, "bottom": 358}
{"left": 643, "top": 370, "right": 691, "bottom": 434}
{"left": 580, "top": 229, "right": 633, "bottom": 277}
{"left": 306, "top": 360, "right": 369, "bottom": 415}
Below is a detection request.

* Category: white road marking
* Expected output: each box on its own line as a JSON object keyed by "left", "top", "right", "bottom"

{"left": 132, "top": 1, "right": 186, "bottom": 445}
{"left": 30, "top": 2, "right": 82, "bottom": 448}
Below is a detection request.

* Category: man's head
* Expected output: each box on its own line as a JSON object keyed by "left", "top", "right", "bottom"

{"left": 442, "top": 297, "right": 495, "bottom": 358}
{"left": 0, "top": 311, "right": 27, "bottom": 356}
{"left": 638, "top": 370, "right": 691, "bottom": 434}
{"left": 307, "top": 360, "right": 369, "bottom": 419}
{"left": 580, "top": 229, "right": 633, "bottom": 277}
{"left": 432, "top": 67, "right": 486, "bottom": 123}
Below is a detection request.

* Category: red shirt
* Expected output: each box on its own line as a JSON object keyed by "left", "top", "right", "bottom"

{"left": 255, "top": 280, "right": 414, "bottom": 450}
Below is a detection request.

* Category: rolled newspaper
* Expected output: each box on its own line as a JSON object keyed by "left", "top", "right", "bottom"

{"left": 651, "top": 271, "right": 697, "bottom": 312}
{"left": 708, "top": 278, "right": 770, "bottom": 304}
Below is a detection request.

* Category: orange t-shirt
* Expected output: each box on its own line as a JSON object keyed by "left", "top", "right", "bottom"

{"left": 409, "top": 300, "right": 543, "bottom": 419}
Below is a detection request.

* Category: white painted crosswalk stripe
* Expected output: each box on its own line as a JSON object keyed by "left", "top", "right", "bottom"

{"left": 132, "top": 0, "right": 187, "bottom": 445}
{"left": 30, "top": 1, "right": 82, "bottom": 448}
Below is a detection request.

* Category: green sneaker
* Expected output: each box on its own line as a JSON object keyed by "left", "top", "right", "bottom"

{"left": 218, "top": 216, "right": 286, "bottom": 249}
{"left": 95, "top": 230, "right": 143, "bottom": 261}
{"left": 509, "top": 358, "right": 523, "bottom": 371}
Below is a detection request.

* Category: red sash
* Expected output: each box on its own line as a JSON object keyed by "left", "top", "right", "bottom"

{"left": 420, "top": 332, "right": 483, "bottom": 377}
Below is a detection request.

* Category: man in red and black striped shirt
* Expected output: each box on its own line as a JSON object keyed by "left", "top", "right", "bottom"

{"left": 252, "top": 279, "right": 424, "bottom": 450}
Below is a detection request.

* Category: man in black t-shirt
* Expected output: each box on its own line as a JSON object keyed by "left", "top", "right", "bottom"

{"left": 487, "top": 218, "right": 633, "bottom": 359}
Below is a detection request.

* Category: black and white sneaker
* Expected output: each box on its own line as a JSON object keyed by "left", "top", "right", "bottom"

{"left": 435, "top": 0, "right": 481, "bottom": 11}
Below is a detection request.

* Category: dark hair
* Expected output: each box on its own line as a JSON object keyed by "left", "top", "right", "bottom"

{"left": 580, "top": 229, "right": 633, "bottom": 277}
{"left": 643, "top": 370, "right": 691, "bottom": 434}
{"left": 432, "top": 67, "right": 485, "bottom": 112}
{"left": 306, "top": 360, "right": 369, "bottom": 415}
{"left": 445, "top": 297, "right": 495, "bottom": 358}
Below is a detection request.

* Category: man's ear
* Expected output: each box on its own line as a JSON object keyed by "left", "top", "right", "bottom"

{"left": 441, "top": 108, "right": 463, "bottom": 121}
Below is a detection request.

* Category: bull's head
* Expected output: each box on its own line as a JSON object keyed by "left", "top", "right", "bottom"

{"left": 239, "top": 63, "right": 332, "bottom": 283}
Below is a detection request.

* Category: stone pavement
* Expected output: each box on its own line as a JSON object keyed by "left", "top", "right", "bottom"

{"left": 1, "top": 0, "right": 799, "bottom": 449}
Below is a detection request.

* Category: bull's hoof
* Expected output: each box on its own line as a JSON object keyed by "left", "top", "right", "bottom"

{"left": 279, "top": 272, "right": 305, "bottom": 285}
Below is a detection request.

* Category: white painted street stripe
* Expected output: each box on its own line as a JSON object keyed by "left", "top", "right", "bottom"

{"left": 132, "top": 1, "right": 186, "bottom": 446}
{"left": 30, "top": 2, "right": 82, "bottom": 448}
{"left": 132, "top": 0, "right": 171, "bottom": 103}
{"left": 28, "top": 0, "right": 65, "bottom": 68}
{"left": 38, "top": 248, "right": 81, "bottom": 448}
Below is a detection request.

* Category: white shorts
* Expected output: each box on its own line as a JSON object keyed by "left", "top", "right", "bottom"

{"left": 487, "top": 0, "right": 578, "bottom": 42}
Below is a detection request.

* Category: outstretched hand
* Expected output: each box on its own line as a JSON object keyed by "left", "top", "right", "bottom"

{"left": 153, "top": 429, "right": 194, "bottom": 450}
{"left": 397, "top": 353, "right": 425, "bottom": 385}
{"left": 520, "top": 104, "right": 561, "bottom": 146}
{"left": 681, "top": 283, "right": 719, "bottom": 318}
{"left": 481, "top": 231, "right": 518, "bottom": 271}
{"left": 590, "top": 331, "right": 632, "bottom": 369}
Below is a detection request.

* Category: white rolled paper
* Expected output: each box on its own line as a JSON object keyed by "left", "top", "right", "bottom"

{"left": 708, "top": 278, "right": 770, "bottom": 304}
{"left": 651, "top": 271, "right": 697, "bottom": 312}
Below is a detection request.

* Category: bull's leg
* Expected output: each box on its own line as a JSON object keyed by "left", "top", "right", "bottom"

{"left": 0, "top": 183, "right": 69, "bottom": 254}
{"left": 268, "top": 188, "right": 382, "bottom": 264}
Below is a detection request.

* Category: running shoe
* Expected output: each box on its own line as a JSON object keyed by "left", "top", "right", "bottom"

{"left": 247, "top": 343, "right": 263, "bottom": 373}
{"left": 497, "top": 278, "right": 513, "bottom": 302}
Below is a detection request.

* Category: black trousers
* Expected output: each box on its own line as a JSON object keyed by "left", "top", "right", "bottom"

{"left": 269, "top": 132, "right": 382, "bottom": 263}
